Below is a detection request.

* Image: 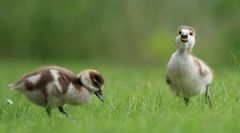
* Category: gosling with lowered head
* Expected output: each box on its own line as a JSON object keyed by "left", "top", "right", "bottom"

{"left": 8, "top": 66, "right": 105, "bottom": 116}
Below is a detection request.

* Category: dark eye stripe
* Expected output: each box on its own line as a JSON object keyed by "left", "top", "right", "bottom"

{"left": 89, "top": 72, "right": 104, "bottom": 85}
{"left": 93, "top": 80, "right": 101, "bottom": 88}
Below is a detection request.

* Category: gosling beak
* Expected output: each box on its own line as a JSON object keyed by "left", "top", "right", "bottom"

{"left": 95, "top": 90, "right": 104, "bottom": 102}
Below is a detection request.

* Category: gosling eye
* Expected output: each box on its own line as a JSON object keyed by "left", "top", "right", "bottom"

{"left": 93, "top": 80, "right": 100, "bottom": 88}
{"left": 179, "top": 31, "right": 182, "bottom": 35}
{"left": 189, "top": 32, "right": 193, "bottom": 36}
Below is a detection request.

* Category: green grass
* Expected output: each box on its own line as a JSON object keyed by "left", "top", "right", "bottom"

{"left": 0, "top": 61, "right": 240, "bottom": 133}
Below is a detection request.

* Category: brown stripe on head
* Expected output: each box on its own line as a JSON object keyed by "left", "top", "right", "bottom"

{"left": 89, "top": 71, "right": 104, "bottom": 89}
{"left": 177, "top": 26, "right": 196, "bottom": 35}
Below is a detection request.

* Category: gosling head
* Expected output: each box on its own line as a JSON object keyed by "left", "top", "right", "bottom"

{"left": 79, "top": 69, "right": 105, "bottom": 102}
{"left": 175, "top": 26, "right": 196, "bottom": 51}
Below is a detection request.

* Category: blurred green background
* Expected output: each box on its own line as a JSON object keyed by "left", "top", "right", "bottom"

{"left": 1, "top": 1, "right": 240, "bottom": 133}
{"left": 0, "top": 0, "right": 239, "bottom": 66}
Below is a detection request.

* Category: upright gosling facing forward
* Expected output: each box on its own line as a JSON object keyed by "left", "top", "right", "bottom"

{"left": 167, "top": 26, "right": 213, "bottom": 106}
{"left": 8, "top": 66, "right": 105, "bottom": 116}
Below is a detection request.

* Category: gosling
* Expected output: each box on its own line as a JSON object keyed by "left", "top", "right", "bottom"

{"left": 8, "top": 66, "right": 105, "bottom": 116}
{"left": 167, "top": 26, "right": 213, "bottom": 107}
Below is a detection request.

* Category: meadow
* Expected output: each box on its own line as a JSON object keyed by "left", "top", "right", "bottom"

{"left": 0, "top": 61, "right": 240, "bottom": 133}
{"left": 0, "top": 0, "right": 239, "bottom": 132}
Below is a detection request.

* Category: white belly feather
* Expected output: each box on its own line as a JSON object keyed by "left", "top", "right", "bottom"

{"left": 167, "top": 52, "right": 209, "bottom": 97}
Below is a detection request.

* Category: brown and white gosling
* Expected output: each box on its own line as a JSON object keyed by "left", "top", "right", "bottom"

{"left": 8, "top": 66, "right": 104, "bottom": 116}
{"left": 167, "top": 26, "right": 213, "bottom": 107}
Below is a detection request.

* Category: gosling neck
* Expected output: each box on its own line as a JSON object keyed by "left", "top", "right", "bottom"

{"left": 177, "top": 48, "right": 193, "bottom": 55}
